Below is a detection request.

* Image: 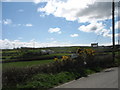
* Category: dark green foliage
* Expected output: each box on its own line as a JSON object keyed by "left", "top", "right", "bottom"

{"left": 17, "top": 72, "right": 77, "bottom": 88}
{"left": 92, "top": 54, "right": 113, "bottom": 68}
{"left": 114, "top": 52, "right": 120, "bottom": 66}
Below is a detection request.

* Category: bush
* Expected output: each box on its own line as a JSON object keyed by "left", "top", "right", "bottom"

{"left": 17, "top": 72, "right": 76, "bottom": 88}
{"left": 93, "top": 54, "right": 113, "bottom": 68}
{"left": 115, "top": 53, "right": 120, "bottom": 66}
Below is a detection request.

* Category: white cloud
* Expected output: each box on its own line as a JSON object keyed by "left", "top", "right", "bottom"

{"left": 76, "top": 1, "right": 113, "bottom": 22}
{"left": 79, "top": 22, "right": 104, "bottom": 33}
{"left": 3, "top": 19, "right": 12, "bottom": 25}
{"left": 115, "top": 21, "right": 120, "bottom": 29}
{"left": 33, "top": 0, "right": 48, "bottom": 4}
{"left": 0, "top": 39, "right": 66, "bottom": 49}
{"left": 33, "top": 0, "right": 42, "bottom": 4}
{"left": 0, "top": 39, "right": 115, "bottom": 49}
{"left": 48, "top": 27, "right": 61, "bottom": 34}
{"left": 104, "top": 33, "right": 120, "bottom": 38}
{"left": 0, "top": 39, "right": 90, "bottom": 49}
{"left": 115, "top": 33, "right": 120, "bottom": 37}
{"left": 18, "top": 24, "right": 21, "bottom": 26}
{"left": 39, "top": 14, "right": 46, "bottom": 17}
{"left": 37, "top": 0, "right": 117, "bottom": 23}
{"left": 110, "top": 20, "right": 120, "bottom": 37}
{"left": 25, "top": 24, "right": 33, "bottom": 27}
{"left": 0, "top": 39, "right": 36, "bottom": 49}
{"left": 58, "top": 31, "right": 62, "bottom": 34}
{"left": 50, "top": 38, "right": 54, "bottom": 40}
{"left": 70, "top": 34, "right": 79, "bottom": 37}
{"left": 78, "top": 21, "right": 111, "bottom": 37}
{"left": 2, "top": 0, "right": 11, "bottom": 2}
{"left": 18, "top": 9, "right": 24, "bottom": 12}
{"left": 2, "top": 19, "right": 33, "bottom": 27}
{"left": 117, "top": 33, "right": 120, "bottom": 37}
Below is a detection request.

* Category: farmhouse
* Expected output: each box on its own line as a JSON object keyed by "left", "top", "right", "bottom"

{"left": 41, "top": 49, "right": 54, "bottom": 54}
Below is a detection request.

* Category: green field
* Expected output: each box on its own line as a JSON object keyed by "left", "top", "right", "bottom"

{"left": 2, "top": 47, "right": 73, "bottom": 60}
{"left": 1, "top": 46, "right": 119, "bottom": 69}
{"left": 2, "top": 59, "right": 54, "bottom": 69}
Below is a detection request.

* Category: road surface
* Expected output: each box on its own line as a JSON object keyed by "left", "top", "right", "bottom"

{"left": 55, "top": 67, "right": 118, "bottom": 88}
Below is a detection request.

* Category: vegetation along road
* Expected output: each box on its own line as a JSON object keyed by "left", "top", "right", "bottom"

{"left": 55, "top": 67, "right": 118, "bottom": 88}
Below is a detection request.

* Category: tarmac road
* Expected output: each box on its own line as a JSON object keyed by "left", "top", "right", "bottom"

{"left": 55, "top": 67, "right": 118, "bottom": 88}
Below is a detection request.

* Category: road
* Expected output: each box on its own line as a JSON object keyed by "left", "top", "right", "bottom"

{"left": 55, "top": 67, "right": 118, "bottom": 88}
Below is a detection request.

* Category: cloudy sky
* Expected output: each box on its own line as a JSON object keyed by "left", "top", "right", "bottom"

{"left": 0, "top": 0, "right": 120, "bottom": 49}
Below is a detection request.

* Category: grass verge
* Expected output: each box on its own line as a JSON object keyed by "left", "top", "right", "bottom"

{"left": 2, "top": 59, "right": 54, "bottom": 69}
{"left": 17, "top": 69, "right": 95, "bottom": 88}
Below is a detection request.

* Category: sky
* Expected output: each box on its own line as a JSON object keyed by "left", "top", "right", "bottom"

{"left": 0, "top": 0, "right": 120, "bottom": 49}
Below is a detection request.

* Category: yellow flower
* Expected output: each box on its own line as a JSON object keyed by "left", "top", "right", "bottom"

{"left": 84, "top": 49, "right": 95, "bottom": 56}
{"left": 54, "top": 58, "right": 58, "bottom": 61}
{"left": 61, "top": 56, "right": 69, "bottom": 61}
{"left": 76, "top": 48, "right": 95, "bottom": 57}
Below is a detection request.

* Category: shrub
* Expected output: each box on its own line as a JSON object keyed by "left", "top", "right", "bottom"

{"left": 115, "top": 53, "right": 120, "bottom": 66}
{"left": 17, "top": 72, "right": 76, "bottom": 88}
{"left": 93, "top": 54, "right": 113, "bottom": 68}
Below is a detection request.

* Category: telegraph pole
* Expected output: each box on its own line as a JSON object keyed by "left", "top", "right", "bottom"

{"left": 118, "top": 40, "right": 120, "bottom": 45}
{"left": 112, "top": 0, "right": 115, "bottom": 62}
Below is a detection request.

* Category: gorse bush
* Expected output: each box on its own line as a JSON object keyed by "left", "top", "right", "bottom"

{"left": 76, "top": 48, "right": 95, "bottom": 66}
{"left": 61, "top": 56, "right": 69, "bottom": 61}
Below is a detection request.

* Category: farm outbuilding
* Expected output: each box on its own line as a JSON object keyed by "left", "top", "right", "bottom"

{"left": 91, "top": 43, "right": 98, "bottom": 48}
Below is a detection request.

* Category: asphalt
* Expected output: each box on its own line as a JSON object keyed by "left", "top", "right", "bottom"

{"left": 55, "top": 67, "right": 118, "bottom": 88}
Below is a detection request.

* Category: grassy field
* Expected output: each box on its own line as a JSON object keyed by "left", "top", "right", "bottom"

{"left": 2, "top": 59, "right": 54, "bottom": 69}
{"left": 2, "top": 53, "right": 71, "bottom": 63}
